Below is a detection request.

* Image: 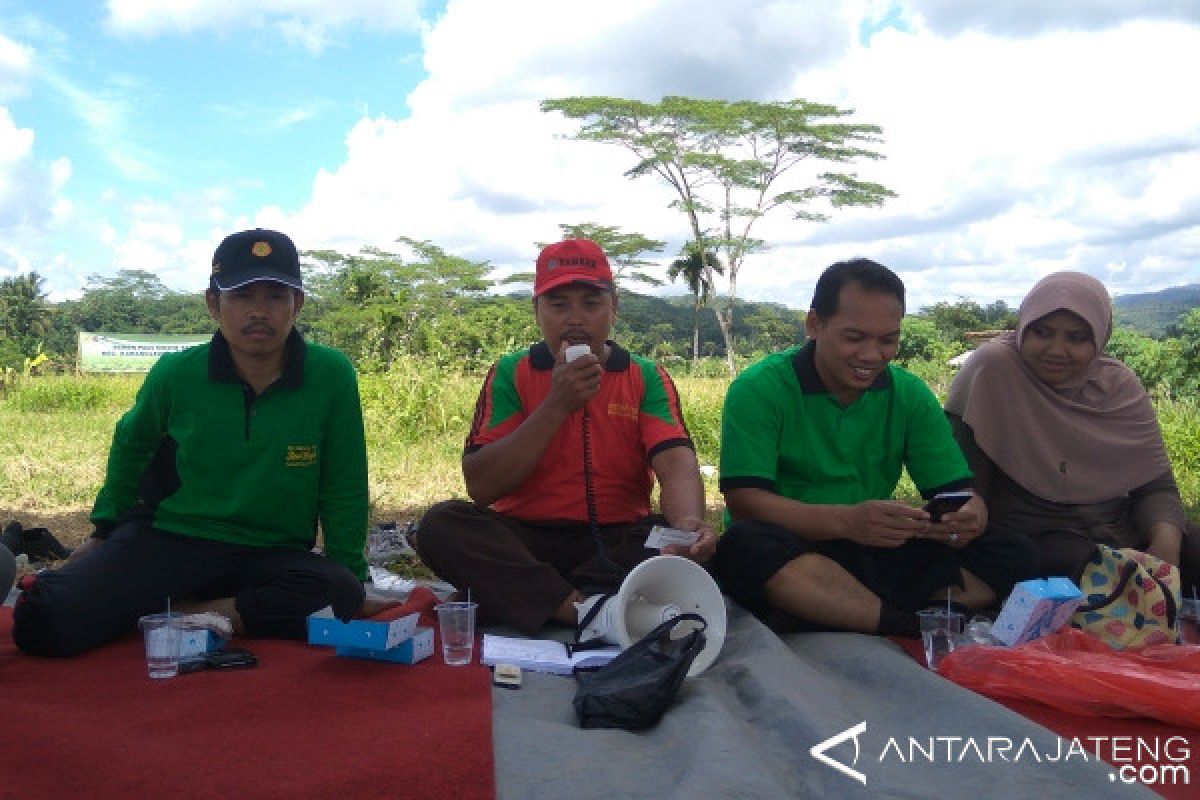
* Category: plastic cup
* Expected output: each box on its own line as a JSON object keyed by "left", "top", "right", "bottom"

{"left": 917, "top": 609, "right": 965, "bottom": 670}
{"left": 1180, "top": 598, "right": 1200, "bottom": 646}
{"left": 435, "top": 601, "right": 477, "bottom": 666}
{"left": 139, "top": 613, "right": 183, "bottom": 679}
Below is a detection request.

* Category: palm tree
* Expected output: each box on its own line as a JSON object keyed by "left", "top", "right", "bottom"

{"left": 0, "top": 271, "right": 50, "bottom": 342}
{"left": 667, "top": 248, "right": 723, "bottom": 363}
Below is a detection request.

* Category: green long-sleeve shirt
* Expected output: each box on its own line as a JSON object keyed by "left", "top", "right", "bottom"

{"left": 91, "top": 330, "right": 369, "bottom": 580}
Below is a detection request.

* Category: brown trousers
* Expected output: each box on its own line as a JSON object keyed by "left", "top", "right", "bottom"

{"left": 415, "top": 499, "right": 661, "bottom": 635}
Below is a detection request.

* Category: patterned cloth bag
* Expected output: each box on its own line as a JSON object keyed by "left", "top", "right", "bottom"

{"left": 1071, "top": 545, "right": 1181, "bottom": 648}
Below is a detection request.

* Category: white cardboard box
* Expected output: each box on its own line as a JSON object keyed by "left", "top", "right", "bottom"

{"left": 992, "top": 577, "right": 1083, "bottom": 646}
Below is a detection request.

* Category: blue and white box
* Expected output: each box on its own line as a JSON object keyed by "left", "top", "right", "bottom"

{"left": 335, "top": 627, "right": 435, "bottom": 665}
{"left": 992, "top": 577, "right": 1083, "bottom": 646}
{"left": 307, "top": 606, "right": 420, "bottom": 649}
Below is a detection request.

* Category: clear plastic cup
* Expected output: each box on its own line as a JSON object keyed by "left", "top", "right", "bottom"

{"left": 1180, "top": 598, "right": 1200, "bottom": 646}
{"left": 435, "top": 601, "right": 477, "bottom": 666}
{"left": 139, "top": 613, "right": 183, "bottom": 679}
{"left": 917, "top": 609, "right": 965, "bottom": 670}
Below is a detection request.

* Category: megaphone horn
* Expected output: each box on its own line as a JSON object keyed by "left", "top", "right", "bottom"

{"left": 578, "top": 555, "right": 726, "bottom": 676}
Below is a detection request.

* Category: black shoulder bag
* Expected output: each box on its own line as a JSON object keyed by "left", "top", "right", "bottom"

{"left": 572, "top": 613, "right": 707, "bottom": 731}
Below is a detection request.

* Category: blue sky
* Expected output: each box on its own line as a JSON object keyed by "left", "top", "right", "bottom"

{"left": 1, "top": 1, "right": 1199, "bottom": 311}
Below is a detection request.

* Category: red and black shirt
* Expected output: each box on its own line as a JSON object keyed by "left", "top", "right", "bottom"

{"left": 466, "top": 341, "right": 692, "bottom": 524}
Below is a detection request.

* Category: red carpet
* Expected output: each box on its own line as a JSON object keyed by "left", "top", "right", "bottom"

{"left": 0, "top": 588, "right": 494, "bottom": 800}
{"left": 895, "top": 637, "right": 1198, "bottom": 800}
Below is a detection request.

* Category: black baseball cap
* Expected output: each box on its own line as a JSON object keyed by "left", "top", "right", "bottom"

{"left": 210, "top": 228, "right": 302, "bottom": 291}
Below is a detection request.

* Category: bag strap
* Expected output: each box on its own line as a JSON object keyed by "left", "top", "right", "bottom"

{"left": 1076, "top": 560, "right": 1139, "bottom": 614}
{"left": 571, "top": 592, "right": 615, "bottom": 654}
{"left": 573, "top": 609, "right": 708, "bottom": 654}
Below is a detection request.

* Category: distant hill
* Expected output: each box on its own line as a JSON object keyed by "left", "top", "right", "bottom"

{"left": 1113, "top": 284, "right": 1200, "bottom": 337}
{"left": 506, "top": 288, "right": 805, "bottom": 355}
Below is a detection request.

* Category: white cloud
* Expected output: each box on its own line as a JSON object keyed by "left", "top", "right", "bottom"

{"left": 286, "top": 0, "right": 860, "bottom": 284}
{"left": 275, "top": 1, "right": 1200, "bottom": 314}
{"left": 0, "top": 32, "right": 33, "bottom": 101}
{"left": 53, "top": 1, "right": 1200, "bottom": 313}
{"left": 0, "top": 108, "right": 74, "bottom": 282}
{"left": 413, "top": 0, "right": 852, "bottom": 113}
{"left": 105, "top": 0, "right": 426, "bottom": 51}
{"left": 771, "top": 18, "right": 1200, "bottom": 308}
{"left": 38, "top": 68, "right": 160, "bottom": 182}
{"left": 95, "top": 196, "right": 233, "bottom": 293}
{"left": 0, "top": 108, "right": 41, "bottom": 238}
{"left": 909, "top": 0, "right": 1200, "bottom": 37}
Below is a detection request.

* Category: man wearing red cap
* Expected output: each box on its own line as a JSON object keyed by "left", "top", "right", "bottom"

{"left": 417, "top": 239, "right": 716, "bottom": 635}
{"left": 13, "top": 229, "right": 373, "bottom": 657}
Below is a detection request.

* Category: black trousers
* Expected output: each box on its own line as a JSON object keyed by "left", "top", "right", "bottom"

{"left": 416, "top": 499, "right": 660, "bottom": 635}
{"left": 13, "top": 521, "right": 364, "bottom": 657}
{"left": 712, "top": 519, "right": 1038, "bottom": 627}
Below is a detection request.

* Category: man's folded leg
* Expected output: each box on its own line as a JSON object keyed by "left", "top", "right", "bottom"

{"left": 416, "top": 499, "right": 579, "bottom": 635}
{"left": 219, "top": 548, "right": 365, "bottom": 640}
{"left": 12, "top": 522, "right": 225, "bottom": 658}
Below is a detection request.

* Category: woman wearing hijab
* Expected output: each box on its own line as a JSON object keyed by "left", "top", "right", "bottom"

{"left": 944, "top": 271, "right": 1198, "bottom": 593}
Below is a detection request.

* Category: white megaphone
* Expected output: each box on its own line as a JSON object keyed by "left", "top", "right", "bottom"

{"left": 576, "top": 555, "right": 726, "bottom": 676}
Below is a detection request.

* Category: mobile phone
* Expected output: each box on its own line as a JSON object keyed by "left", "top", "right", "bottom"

{"left": 205, "top": 648, "right": 258, "bottom": 670}
{"left": 923, "top": 491, "right": 973, "bottom": 523}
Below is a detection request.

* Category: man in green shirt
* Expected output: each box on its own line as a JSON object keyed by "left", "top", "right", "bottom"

{"left": 712, "top": 259, "right": 1034, "bottom": 635}
{"left": 14, "top": 229, "right": 372, "bottom": 657}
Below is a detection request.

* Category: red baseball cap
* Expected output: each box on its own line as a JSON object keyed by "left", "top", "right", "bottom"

{"left": 533, "top": 239, "right": 614, "bottom": 297}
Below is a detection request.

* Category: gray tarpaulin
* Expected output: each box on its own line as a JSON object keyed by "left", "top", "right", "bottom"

{"left": 491, "top": 601, "right": 1153, "bottom": 799}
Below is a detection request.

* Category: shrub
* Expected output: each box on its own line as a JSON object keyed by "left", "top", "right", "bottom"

{"left": 1, "top": 374, "right": 139, "bottom": 413}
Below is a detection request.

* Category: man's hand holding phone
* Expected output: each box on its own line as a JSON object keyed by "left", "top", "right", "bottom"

{"left": 923, "top": 491, "right": 985, "bottom": 548}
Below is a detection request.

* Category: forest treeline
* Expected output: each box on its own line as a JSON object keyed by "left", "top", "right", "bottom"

{"left": 2, "top": 240, "right": 1200, "bottom": 398}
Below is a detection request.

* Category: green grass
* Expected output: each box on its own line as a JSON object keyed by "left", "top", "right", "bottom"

{"left": 2, "top": 361, "right": 1197, "bottom": 522}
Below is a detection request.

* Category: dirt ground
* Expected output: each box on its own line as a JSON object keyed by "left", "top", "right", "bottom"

{"left": 1, "top": 509, "right": 94, "bottom": 549}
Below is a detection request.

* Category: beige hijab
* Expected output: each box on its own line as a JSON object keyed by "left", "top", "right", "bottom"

{"left": 944, "top": 271, "right": 1170, "bottom": 503}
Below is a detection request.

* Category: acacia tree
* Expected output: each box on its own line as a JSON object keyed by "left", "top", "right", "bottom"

{"left": 667, "top": 245, "right": 722, "bottom": 362}
{"left": 505, "top": 222, "right": 666, "bottom": 291}
{"left": 542, "top": 96, "right": 895, "bottom": 372}
{"left": 302, "top": 237, "right": 533, "bottom": 371}
{"left": 553, "top": 223, "right": 666, "bottom": 288}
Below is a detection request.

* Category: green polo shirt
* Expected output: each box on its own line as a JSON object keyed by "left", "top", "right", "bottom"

{"left": 90, "top": 330, "right": 369, "bottom": 580}
{"left": 719, "top": 342, "right": 970, "bottom": 519}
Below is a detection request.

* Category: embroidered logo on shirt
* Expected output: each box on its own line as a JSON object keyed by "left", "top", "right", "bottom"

{"left": 607, "top": 402, "right": 639, "bottom": 422}
{"left": 286, "top": 445, "right": 318, "bottom": 467}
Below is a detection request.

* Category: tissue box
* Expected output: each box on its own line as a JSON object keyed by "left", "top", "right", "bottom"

{"left": 992, "top": 577, "right": 1083, "bottom": 646}
{"left": 336, "top": 627, "right": 435, "bottom": 664}
{"left": 307, "top": 606, "right": 419, "bottom": 649}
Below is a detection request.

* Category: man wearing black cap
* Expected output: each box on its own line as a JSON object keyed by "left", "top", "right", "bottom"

{"left": 13, "top": 229, "right": 371, "bottom": 657}
{"left": 416, "top": 239, "right": 716, "bottom": 636}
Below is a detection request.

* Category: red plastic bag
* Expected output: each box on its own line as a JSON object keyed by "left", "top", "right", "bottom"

{"left": 939, "top": 628, "right": 1200, "bottom": 729}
